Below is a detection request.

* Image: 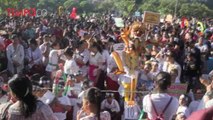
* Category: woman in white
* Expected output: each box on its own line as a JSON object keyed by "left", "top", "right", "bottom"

{"left": 45, "top": 41, "right": 62, "bottom": 79}
{"left": 143, "top": 72, "right": 179, "bottom": 120}
{"left": 63, "top": 47, "right": 83, "bottom": 120}
{"left": 88, "top": 42, "right": 104, "bottom": 86}
{"left": 161, "top": 51, "right": 181, "bottom": 83}
{"left": 39, "top": 35, "right": 51, "bottom": 66}
{"left": 6, "top": 34, "right": 24, "bottom": 75}
{"left": 77, "top": 87, "right": 111, "bottom": 120}
{"left": 75, "top": 41, "right": 90, "bottom": 77}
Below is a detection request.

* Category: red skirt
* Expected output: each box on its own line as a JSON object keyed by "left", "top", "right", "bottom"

{"left": 88, "top": 65, "right": 98, "bottom": 82}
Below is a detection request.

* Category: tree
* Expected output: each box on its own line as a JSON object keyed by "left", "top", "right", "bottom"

{"left": 179, "top": 2, "right": 213, "bottom": 18}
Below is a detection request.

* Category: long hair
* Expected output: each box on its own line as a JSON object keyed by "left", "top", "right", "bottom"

{"left": 83, "top": 87, "right": 102, "bottom": 120}
{"left": 8, "top": 74, "right": 37, "bottom": 118}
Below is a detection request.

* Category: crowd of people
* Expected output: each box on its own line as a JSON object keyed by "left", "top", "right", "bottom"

{"left": 0, "top": 13, "right": 212, "bottom": 120}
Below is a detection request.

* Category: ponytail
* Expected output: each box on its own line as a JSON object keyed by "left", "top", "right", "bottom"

{"left": 84, "top": 87, "right": 102, "bottom": 120}
{"left": 95, "top": 89, "right": 102, "bottom": 120}
{"left": 8, "top": 74, "right": 37, "bottom": 118}
{"left": 20, "top": 92, "right": 37, "bottom": 118}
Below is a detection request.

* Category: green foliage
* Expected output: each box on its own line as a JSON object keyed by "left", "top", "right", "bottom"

{"left": 0, "top": 0, "right": 212, "bottom": 18}
{"left": 179, "top": 2, "right": 212, "bottom": 18}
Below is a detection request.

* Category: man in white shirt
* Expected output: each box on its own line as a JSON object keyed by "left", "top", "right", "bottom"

{"left": 27, "top": 39, "right": 42, "bottom": 69}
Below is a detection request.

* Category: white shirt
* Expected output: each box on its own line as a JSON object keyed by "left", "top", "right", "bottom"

{"left": 89, "top": 52, "right": 104, "bottom": 69}
{"left": 26, "top": 47, "right": 42, "bottom": 67}
{"left": 6, "top": 44, "right": 24, "bottom": 74}
{"left": 64, "top": 58, "right": 80, "bottom": 75}
{"left": 74, "top": 49, "right": 90, "bottom": 77}
{"left": 195, "top": 43, "right": 208, "bottom": 53}
{"left": 143, "top": 93, "right": 179, "bottom": 120}
{"left": 161, "top": 61, "right": 181, "bottom": 83}
{"left": 101, "top": 99, "right": 120, "bottom": 113}
{"left": 46, "top": 50, "right": 59, "bottom": 72}
{"left": 54, "top": 96, "right": 71, "bottom": 120}
{"left": 176, "top": 106, "right": 190, "bottom": 117}
{"left": 39, "top": 42, "right": 50, "bottom": 65}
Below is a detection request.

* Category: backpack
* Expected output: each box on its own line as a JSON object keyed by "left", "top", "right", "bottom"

{"left": 149, "top": 94, "right": 173, "bottom": 120}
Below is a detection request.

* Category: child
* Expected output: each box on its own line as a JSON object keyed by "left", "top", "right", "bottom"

{"left": 176, "top": 94, "right": 191, "bottom": 119}
{"left": 101, "top": 93, "right": 120, "bottom": 120}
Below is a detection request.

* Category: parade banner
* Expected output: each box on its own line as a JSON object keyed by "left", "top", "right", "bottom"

{"left": 143, "top": 11, "right": 160, "bottom": 25}
{"left": 168, "top": 84, "right": 187, "bottom": 98}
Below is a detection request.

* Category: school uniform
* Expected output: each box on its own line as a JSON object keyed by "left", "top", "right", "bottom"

{"left": 161, "top": 61, "right": 181, "bottom": 83}
{"left": 46, "top": 50, "right": 60, "bottom": 73}
{"left": 101, "top": 99, "right": 120, "bottom": 113}
{"left": 143, "top": 93, "right": 179, "bottom": 120}
{"left": 74, "top": 49, "right": 90, "bottom": 77}
{"left": 6, "top": 44, "right": 24, "bottom": 74}
{"left": 88, "top": 52, "right": 104, "bottom": 83}
{"left": 26, "top": 47, "right": 42, "bottom": 69}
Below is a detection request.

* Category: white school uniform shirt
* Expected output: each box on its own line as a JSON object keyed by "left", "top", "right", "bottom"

{"left": 39, "top": 42, "right": 50, "bottom": 66}
{"left": 161, "top": 61, "right": 181, "bottom": 83}
{"left": 6, "top": 43, "right": 24, "bottom": 74}
{"left": 89, "top": 52, "right": 105, "bottom": 69}
{"left": 54, "top": 96, "right": 71, "bottom": 120}
{"left": 101, "top": 99, "right": 120, "bottom": 113}
{"left": 106, "top": 54, "right": 119, "bottom": 81}
{"left": 46, "top": 50, "right": 59, "bottom": 72}
{"left": 74, "top": 49, "right": 90, "bottom": 77}
{"left": 26, "top": 47, "right": 42, "bottom": 68}
{"left": 176, "top": 106, "right": 190, "bottom": 117}
{"left": 64, "top": 58, "right": 80, "bottom": 75}
{"left": 143, "top": 93, "right": 179, "bottom": 120}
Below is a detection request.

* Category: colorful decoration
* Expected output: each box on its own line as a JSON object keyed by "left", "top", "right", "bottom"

{"left": 112, "top": 21, "right": 146, "bottom": 105}
{"left": 70, "top": 7, "right": 77, "bottom": 19}
{"left": 58, "top": 6, "right": 64, "bottom": 16}
{"left": 111, "top": 51, "right": 125, "bottom": 74}
{"left": 181, "top": 17, "right": 189, "bottom": 28}
{"left": 197, "top": 21, "right": 204, "bottom": 33}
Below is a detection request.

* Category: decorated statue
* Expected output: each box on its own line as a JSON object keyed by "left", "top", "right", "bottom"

{"left": 112, "top": 22, "right": 146, "bottom": 105}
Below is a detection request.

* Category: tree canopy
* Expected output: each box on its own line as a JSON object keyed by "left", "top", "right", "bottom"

{"left": 0, "top": 0, "right": 212, "bottom": 18}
